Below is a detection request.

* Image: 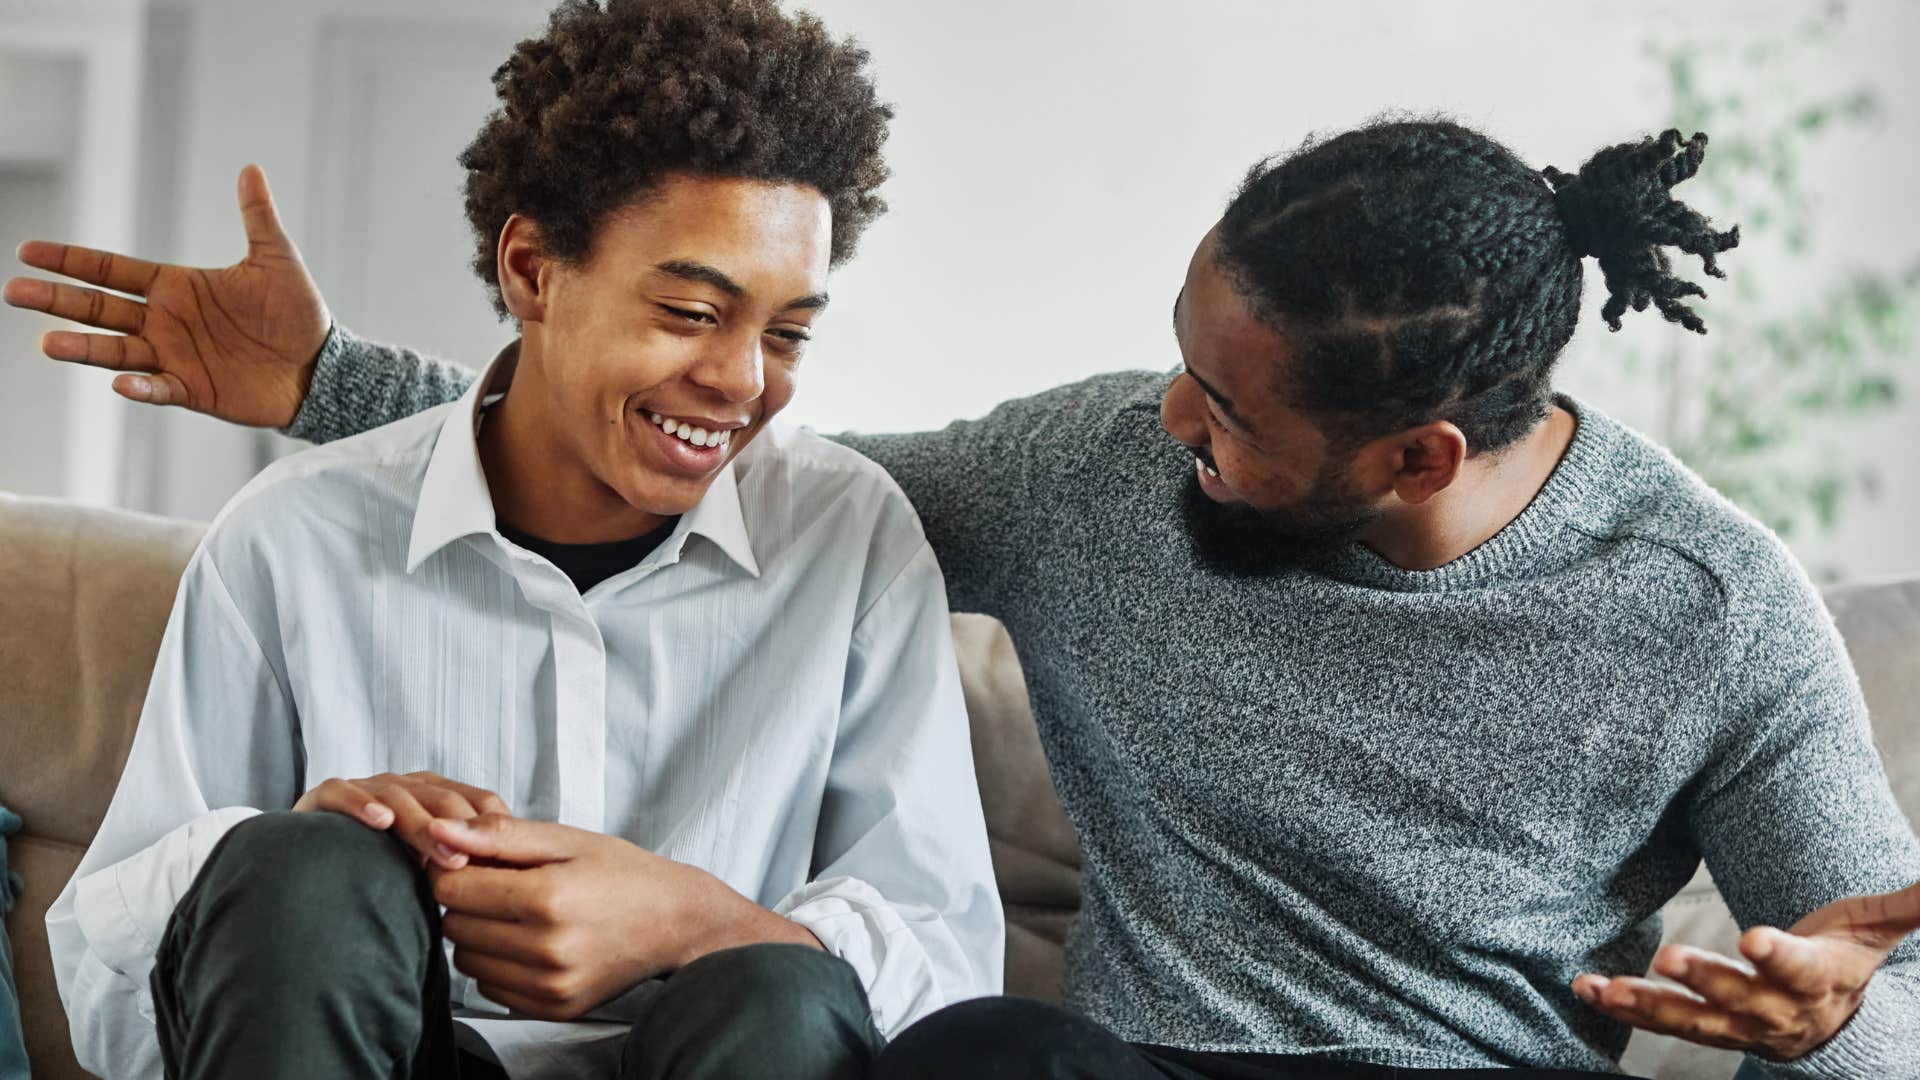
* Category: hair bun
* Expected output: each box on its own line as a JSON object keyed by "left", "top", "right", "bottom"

{"left": 1542, "top": 129, "right": 1740, "bottom": 333}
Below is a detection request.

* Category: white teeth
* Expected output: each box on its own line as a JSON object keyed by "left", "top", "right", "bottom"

{"left": 646, "top": 410, "right": 734, "bottom": 449}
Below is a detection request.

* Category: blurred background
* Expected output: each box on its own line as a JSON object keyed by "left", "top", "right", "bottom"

{"left": 3, "top": 0, "right": 1916, "bottom": 581}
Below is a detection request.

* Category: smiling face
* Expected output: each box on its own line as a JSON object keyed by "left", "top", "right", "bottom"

{"left": 495, "top": 173, "right": 831, "bottom": 534}
{"left": 1161, "top": 229, "right": 1383, "bottom": 569}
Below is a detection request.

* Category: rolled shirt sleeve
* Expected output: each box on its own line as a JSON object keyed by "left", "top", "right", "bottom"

{"left": 774, "top": 543, "right": 1005, "bottom": 1036}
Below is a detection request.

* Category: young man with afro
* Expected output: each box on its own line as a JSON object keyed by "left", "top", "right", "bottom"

{"left": 39, "top": 2, "right": 1003, "bottom": 1077}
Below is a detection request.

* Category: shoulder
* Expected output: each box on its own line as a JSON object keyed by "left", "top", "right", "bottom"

{"left": 1569, "top": 399, "right": 1829, "bottom": 640}
{"left": 731, "top": 421, "right": 936, "bottom": 600}
{"left": 199, "top": 405, "right": 451, "bottom": 572}
{"left": 734, "top": 419, "right": 922, "bottom": 538}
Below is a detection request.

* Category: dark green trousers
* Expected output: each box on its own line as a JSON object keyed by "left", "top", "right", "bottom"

{"left": 151, "top": 811, "right": 883, "bottom": 1079}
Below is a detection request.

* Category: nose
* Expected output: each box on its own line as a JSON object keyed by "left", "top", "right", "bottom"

{"left": 1160, "top": 370, "right": 1208, "bottom": 448}
{"left": 690, "top": 333, "right": 766, "bottom": 404}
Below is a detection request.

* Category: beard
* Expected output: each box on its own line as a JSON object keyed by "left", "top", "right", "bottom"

{"left": 1178, "top": 455, "right": 1381, "bottom": 577}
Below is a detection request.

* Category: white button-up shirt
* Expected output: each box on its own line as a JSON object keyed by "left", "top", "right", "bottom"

{"left": 47, "top": 351, "right": 1004, "bottom": 1079}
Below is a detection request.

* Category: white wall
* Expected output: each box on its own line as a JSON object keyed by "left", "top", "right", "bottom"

{"left": 26, "top": 0, "right": 1920, "bottom": 577}
{"left": 0, "top": 0, "right": 146, "bottom": 506}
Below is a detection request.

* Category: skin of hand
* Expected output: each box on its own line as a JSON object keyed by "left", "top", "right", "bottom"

{"left": 1572, "top": 880, "right": 1920, "bottom": 1061}
{"left": 424, "top": 813, "right": 823, "bottom": 1021}
{"left": 3, "top": 164, "right": 328, "bottom": 427}
{"left": 292, "top": 771, "right": 510, "bottom": 871}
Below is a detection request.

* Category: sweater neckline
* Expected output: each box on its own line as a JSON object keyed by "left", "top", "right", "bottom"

{"left": 1313, "top": 396, "right": 1620, "bottom": 592}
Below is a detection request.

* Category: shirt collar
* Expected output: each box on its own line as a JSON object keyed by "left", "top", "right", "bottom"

{"left": 406, "top": 341, "right": 761, "bottom": 579}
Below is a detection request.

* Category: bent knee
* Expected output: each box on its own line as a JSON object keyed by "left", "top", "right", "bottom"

{"left": 669, "top": 944, "right": 869, "bottom": 1023}
{"left": 624, "top": 945, "right": 879, "bottom": 1079}
{"left": 199, "top": 810, "right": 418, "bottom": 907}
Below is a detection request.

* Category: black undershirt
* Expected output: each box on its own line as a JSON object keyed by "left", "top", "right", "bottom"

{"left": 496, "top": 518, "right": 680, "bottom": 594}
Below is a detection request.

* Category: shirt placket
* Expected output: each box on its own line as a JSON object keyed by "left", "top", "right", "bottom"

{"left": 510, "top": 557, "right": 610, "bottom": 832}
{"left": 550, "top": 604, "right": 608, "bottom": 830}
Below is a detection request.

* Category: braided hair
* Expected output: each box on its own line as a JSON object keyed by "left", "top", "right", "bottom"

{"left": 1214, "top": 120, "right": 1741, "bottom": 453}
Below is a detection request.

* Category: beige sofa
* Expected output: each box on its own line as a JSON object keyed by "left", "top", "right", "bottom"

{"left": 2, "top": 491, "right": 1915, "bottom": 1079}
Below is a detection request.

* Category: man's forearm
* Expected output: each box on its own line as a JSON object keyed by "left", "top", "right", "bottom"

{"left": 282, "top": 324, "right": 476, "bottom": 445}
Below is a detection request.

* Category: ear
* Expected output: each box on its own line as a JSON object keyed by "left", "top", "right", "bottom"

{"left": 496, "top": 213, "right": 551, "bottom": 323}
{"left": 1384, "top": 421, "right": 1467, "bottom": 505}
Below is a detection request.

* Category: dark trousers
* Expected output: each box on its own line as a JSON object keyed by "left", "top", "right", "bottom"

{"left": 872, "top": 998, "right": 1634, "bottom": 1080}
{"left": 149, "top": 811, "right": 884, "bottom": 1080}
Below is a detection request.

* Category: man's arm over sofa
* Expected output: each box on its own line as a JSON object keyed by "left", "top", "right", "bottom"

{"left": 282, "top": 324, "right": 476, "bottom": 444}
{"left": 833, "top": 371, "right": 1165, "bottom": 619}
{"left": 45, "top": 546, "right": 299, "bottom": 1077}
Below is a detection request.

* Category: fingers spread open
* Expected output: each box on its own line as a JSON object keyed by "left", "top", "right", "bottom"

{"left": 236, "top": 165, "right": 298, "bottom": 257}
{"left": 1742, "top": 927, "right": 1861, "bottom": 997}
{"left": 1590, "top": 976, "right": 1753, "bottom": 1050}
{"left": 16, "top": 241, "right": 162, "bottom": 296}
{"left": 42, "top": 331, "right": 158, "bottom": 373}
{"left": 6, "top": 278, "right": 146, "bottom": 334}
{"left": 1656, "top": 945, "right": 1762, "bottom": 1010}
{"left": 113, "top": 371, "right": 189, "bottom": 407}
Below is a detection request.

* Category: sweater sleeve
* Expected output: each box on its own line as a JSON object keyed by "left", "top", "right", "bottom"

{"left": 281, "top": 324, "right": 476, "bottom": 445}
{"left": 1687, "top": 565, "right": 1920, "bottom": 1079}
{"left": 832, "top": 370, "right": 1166, "bottom": 619}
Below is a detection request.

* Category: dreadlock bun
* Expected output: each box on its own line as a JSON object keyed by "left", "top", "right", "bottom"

{"left": 1544, "top": 130, "right": 1741, "bottom": 334}
{"left": 1213, "top": 118, "right": 1744, "bottom": 453}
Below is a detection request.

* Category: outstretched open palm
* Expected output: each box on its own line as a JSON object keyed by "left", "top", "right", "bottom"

{"left": 1575, "top": 879, "right": 1920, "bottom": 1062}
{"left": 4, "top": 164, "right": 328, "bottom": 429}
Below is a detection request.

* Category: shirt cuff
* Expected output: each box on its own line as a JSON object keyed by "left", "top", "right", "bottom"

{"left": 775, "top": 876, "right": 946, "bottom": 1037}
{"left": 281, "top": 322, "right": 353, "bottom": 442}
{"left": 73, "top": 806, "right": 262, "bottom": 980}
{"left": 1767, "top": 973, "right": 1920, "bottom": 1079}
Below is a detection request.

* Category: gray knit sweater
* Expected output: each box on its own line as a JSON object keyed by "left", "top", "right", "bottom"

{"left": 288, "top": 326, "right": 1919, "bottom": 1077}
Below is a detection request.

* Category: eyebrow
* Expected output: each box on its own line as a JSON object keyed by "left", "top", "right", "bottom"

{"left": 655, "top": 259, "right": 829, "bottom": 312}
{"left": 1171, "top": 286, "right": 1253, "bottom": 429}
{"left": 1187, "top": 368, "right": 1251, "bottom": 429}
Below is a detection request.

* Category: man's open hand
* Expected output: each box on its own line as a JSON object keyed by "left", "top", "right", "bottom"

{"left": 1573, "top": 880, "right": 1920, "bottom": 1061}
{"left": 4, "top": 164, "right": 328, "bottom": 427}
{"left": 426, "top": 814, "right": 821, "bottom": 1021}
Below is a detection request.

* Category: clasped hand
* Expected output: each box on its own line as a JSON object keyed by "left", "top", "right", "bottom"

{"left": 294, "top": 771, "right": 736, "bottom": 1020}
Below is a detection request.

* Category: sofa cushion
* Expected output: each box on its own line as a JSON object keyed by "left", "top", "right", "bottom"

{"left": 0, "top": 494, "right": 204, "bottom": 850}
{"left": 952, "top": 613, "right": 1082, "bottom": 999}
{"left": 0, "top": 494, "right": 204, "bottom": 1080}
